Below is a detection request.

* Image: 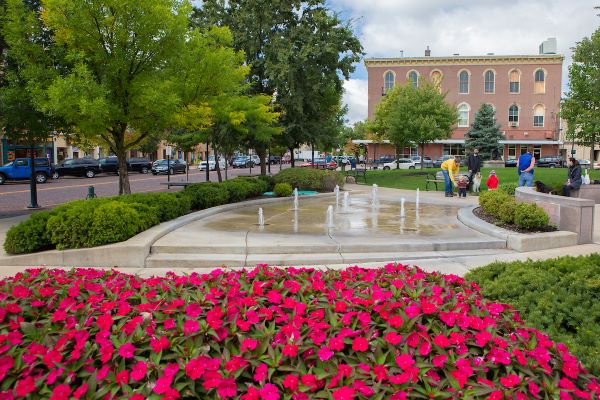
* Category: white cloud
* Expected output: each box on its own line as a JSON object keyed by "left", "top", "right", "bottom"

{"left": 334, "top": 0, "right": 600, "bottom": 123}
{"left": 342, "top": 79, "right": 368, "bottom": 125}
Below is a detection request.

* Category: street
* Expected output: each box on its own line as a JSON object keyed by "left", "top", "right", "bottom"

{"left": 0, "top": 164, "right": 289, "bottom": 218}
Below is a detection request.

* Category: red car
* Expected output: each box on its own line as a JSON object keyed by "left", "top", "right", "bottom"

{"left": 299, "top": 158, "right": 337, "bottom": 170}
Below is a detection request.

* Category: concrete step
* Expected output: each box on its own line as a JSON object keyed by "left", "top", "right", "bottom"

{"left": 145, "top": 248, "right": 511, "bottom": 269}
{"left": 150, "top": 238, "right": 506, "bottom": 256}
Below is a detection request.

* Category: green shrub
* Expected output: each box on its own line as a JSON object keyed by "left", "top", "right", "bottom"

{"left": 273, "top": 183, "right": 293, "bottom": 197}
{"left": 498, "top": 198, "right": 518, "bottom": 224}
{"left": 233, "top": 176, "right": 268, "bottom": 196}
{"left": 3, "top": 212, "right": 54, "bottom": 255}
{"left": 478, "top": 189, "right": 510, "bottom": 218}
{"left": 498, "top": 183, "right": 517, "bottom": 195}
{"left": 47, "top": 200, "right": 107, "bottom": 250}
{"left": 257, "top": 175, "right": 275, "bottom": 191}
{"left": 465, "top": 254, "right": 600, "bottom": 375}
{"left": 86, "top": 202, "right": 148, "bottom": 247}
{"left": 116, "top": 192, "right": 190, "bottom": 222}
{"left": 220, "top": 179, "right": 255, "bottom": 202}
{"left": 183, "top": 183, "right": 230, "bottom": 210}
{"left": 274, "top": 168, "right": 344, "bottom": 191}
{"left": 514, "top": 202, "right": 550, "bottom": 229}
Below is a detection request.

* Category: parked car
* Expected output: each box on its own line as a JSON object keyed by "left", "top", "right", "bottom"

{"left": 380, "top": 158, "right": 417, "bottom": 170}
{"left": 232, "top": 156, "right": 254, "bottom": 168}
{"left": 373, "top": 155, "right": 396, "bottom": 167}
{"left": 299, "top": 158, "right": 337, "bottom": 170}
{"left": 151, "top": 159, "right": 187, "bottom": 175}
{"left": 198, "top": 156, "right": 226, "bottom": 171}
{"left": 269, "top": 155, "right": 282, "bottom": 165}
{"left": 54, "top": 158, "right": 101, "bottom": 179}
{"left": 98, "top": 157, "right": 119, "bottom": 174}
{"left": 578, "top": 159, "right": 591, "bottom": 169}
{"left": 411, "top": 156, "right": 433, "bottom": 168}
{"left": 505, "top": 158, "right": 517, "bottom": 167}
{"left": 99, "top": 157, "right": 152, "bottom": 174}
{"left": 0, "top": 158, "right": 53, "bottom": 185}
{"left": 128, "top": 157, "right": 152, "bottom": 174}
{"left": 433, "top": 155, "right": 454, "bottom": 168}
{"left": 536, "top": 156, "right": 564, "bottom": 168}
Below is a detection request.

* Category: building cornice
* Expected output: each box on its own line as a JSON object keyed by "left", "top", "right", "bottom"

{"left": 365, "top": 54, "right": 564, "bottom": 68}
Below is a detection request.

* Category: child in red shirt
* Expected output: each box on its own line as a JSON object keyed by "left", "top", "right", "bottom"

{"left": 486, "top": 170, "right": 499, "bottom": 190}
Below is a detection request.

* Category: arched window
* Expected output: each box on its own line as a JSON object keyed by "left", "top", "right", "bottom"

{"left": 484, "top": 70, "right": 495, "bottom": 93}
{"left": 509, "top": 69, "right": 520, "bottom": 93}
{"left": 408, "top": 71, "right": 419, "bottom": 88}
{"left": 459, "top": 71, "right": 469, "bottom": 94}
{"left": 509, "top": 104, "right": 519, "bottom": 125}
{"left": 384, "top": 71, "right": 395, "bottom": 94}
{"left": 431, "top": 70, "right": 442, "bottom": 93}
{"left": 533, "top": 104, "right": 545, "bottom": 127}
{"left": 534, "top": 69, "right": 545, "bottom": 94}
{"left": 458, "top": 103, "right": 470, "bottom": 127}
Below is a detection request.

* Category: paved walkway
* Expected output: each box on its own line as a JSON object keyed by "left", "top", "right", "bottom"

{"left": 0, "top": 184, "right": 598, "bottom": 278}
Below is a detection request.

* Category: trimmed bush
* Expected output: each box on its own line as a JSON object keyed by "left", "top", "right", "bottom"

{"left": 498, "top": 198, "right": 518, "bottom": 224}
{"left": 466, "top": 254, "right": 600, "bottom": 375}
{"left": 220, "top": 179, "right": 256, "bottom": 202}
{"left": 498, "top": 183, "right": 517, "bottom": 195}
{"left": 3, "top": 212, "right": 54, "bottom": 255}
{"left": 274, "top": 168, "right": 344, "bottom": 191}
{"left": 183, "top": 182, "right": 230, "bottom": 210}
{"left": 273, "top": 182, "right": 293, "bottom": 197}
{"left": 257, "top": 175, "right": 275, "bottom": 191}
{"left": 116, "top": 192, "right": 190, "bottom": 222}
{"left": 479, "top": 189, "right": 510, "bottom": 218}
{"left": 86, "top": 202, "right": 156, "bottom": 247}
{"left": 514, "top": 202, "right": 550, "bottom": 229}
{"left": 233, "top": 176, "right": 268, "bottom": 196}
{"left": 47, "top": 200, "right": 108, "bottom": 250}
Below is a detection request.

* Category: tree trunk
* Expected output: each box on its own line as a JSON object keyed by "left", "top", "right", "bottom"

{"left": 28, "top": 144, "right": 40, "bottom": 208}
{"left": 116, "top": 148, "right": 130, "bottom": 195}
{"left": 257, "top": 148, "right": 267, "bottom": 175}
{"left": 591, "top": 133, "right": 595, "bottom": 166}
{"left": 420, "top": 143, "right": 425, "bottom": 170}
{"left": 311, "top": 143, "right": 315, "bottom": 168}
{"left": 215, "top": 148, "right": 223, "bottom": 183}
{"left": 290, "top": 148, "right": 295, "bottom": 167}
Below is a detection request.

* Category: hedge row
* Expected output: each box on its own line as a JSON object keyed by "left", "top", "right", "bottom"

{"left": 274, "top": 167, "right": 344, "bottom": 191}
{"left": 466, "top": 254, "right": 600, "bottom": 375}
{"left": 4, "top": 176, "right": 276, "bottom": 255}
{"left": 479, "top": 189, "right": 550, "bottom": 229}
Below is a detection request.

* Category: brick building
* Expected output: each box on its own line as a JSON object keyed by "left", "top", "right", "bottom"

{"left": 362, "top": 39, "right": 564, "bottom": 162}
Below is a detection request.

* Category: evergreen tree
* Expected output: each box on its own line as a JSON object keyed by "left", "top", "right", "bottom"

{"left": 464, "top": 103, "right": 503, "bottom": 160}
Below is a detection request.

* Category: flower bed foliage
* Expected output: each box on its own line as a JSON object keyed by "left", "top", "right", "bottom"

{"left": 0, "top": 265, "right": 598, "bottom": 399}
{"left": 273, "top": 183, "right": 293, "bottom": 197}
{"left": 3, "top": 176, "right": 274, "bottom": 255}
{"left": 466, "top": 254, "right": 600, "bottom": 377}
{"left": 274, "top": 168, "right": 344, "bottom": 192}
{"left": 478, "top": 190, "right": 551, "bottom": 230}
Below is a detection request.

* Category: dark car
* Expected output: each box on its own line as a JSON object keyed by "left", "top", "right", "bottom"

{"left": 54, "top": 158, "right": 101, "bottom": 179}
{"left": 98, "top": 157, "right": 119, "bottom": 174}
{"left": 505, "top": 158, "right": 518, "bottom": 167}
{"left": 373, "top": 156, "right": 395, "bottom": 166}
{"left": 536, "top": 156, "right": 564, "bottom": 168}
{"left": 128, "top": 157, "right": 152, "bottom": 174}
{"left": 299, "top": 158, "right": 337, "bottom": 170}
{"left": 268, "top": 155, "right": 282, "bottom": 165}
{"left": 433, "top": 155, "right": 454, "bottom": 168}
{"left": 0, "top": 158, "right": 53, "bottom": 185}
{"left": 232, "top": 156, "right": 253, "bottom": 168}
{"left": 151, "top": 159, "right": 187, "bottom": 175}
{"left": 411, "top": 156, "right": 434, "bottom": 168}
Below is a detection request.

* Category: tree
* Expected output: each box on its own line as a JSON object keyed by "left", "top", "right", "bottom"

{"left": 464, "top": 103, "right": 503, "bottom": 160}
{"left": 0, "top": 0, "right": 65, "bottom": 208}
{"left": 561, "top": 25, "right": 600, "bottom": 162}
{"left": 35, "top": 0, "right": 190, "bottom": 195}
{"left": 371, "top": 83, "right": 457, "bottom": 168}
{"left": 194, "top": 1, "right": 363, "bottom": 168}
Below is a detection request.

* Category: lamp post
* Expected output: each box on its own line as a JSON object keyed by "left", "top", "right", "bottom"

{"left": 166, "top": 145, "right": 172, "bottom": 183}
{"left": 205, "top": 142, "right": 210, "bottom": 182}
{"left": 27, "top": 143, "right": 40, "bottom": 209}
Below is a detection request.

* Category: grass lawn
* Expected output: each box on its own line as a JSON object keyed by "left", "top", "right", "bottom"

{"left": 355, "top": 166, "right": 599, "bottom": 192}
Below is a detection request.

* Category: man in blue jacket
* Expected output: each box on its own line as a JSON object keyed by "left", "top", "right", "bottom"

{"left": 517, "top": 147, "right": 535, "bottom": 187}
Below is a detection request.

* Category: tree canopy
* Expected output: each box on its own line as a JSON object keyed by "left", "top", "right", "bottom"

{"left": 464, "top": 103, "right": 503, "bottom": 160}
{"left": 561, "top": 25, "right": 600, "bottom": 161}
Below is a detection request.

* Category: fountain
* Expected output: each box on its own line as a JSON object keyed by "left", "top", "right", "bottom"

{"left": 334, "top": 185, "right": 340, "bottom": 206}
{"left": 292, "top": 188, "right": 299, "bottom": 210}
{"left": 416, "top": 188, "right": 420, "bottom": 208}
{"left": 293, "top": 209, "right": 299, "bottom": 233}
{"left": 326, "top": 205, "right": 335, "bottom": 229}
{"left": 371, "top": 184, "right": 379, "bottom": 206}
{"left": 400, "top": 198, "right": 406, "bottom": 219}
{"left": 258, "top": 208, "right": 265, "bottom": 227}
{"left": 342, "top": 192, "right": 350, "bottom": 213}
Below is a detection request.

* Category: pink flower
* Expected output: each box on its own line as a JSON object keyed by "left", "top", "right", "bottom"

{"left": 242, "top": 338, "right": 258, "bottom": 352}
{"left": 49, "top": 384, "right": 71, "bottom": 400}
{"left": 433, "top": 334, "right": 450, "bottom": 348}
{"left": 164, "top": 318, "right": 176, "bottom": 330}
{"left": 283, "top": 375, "right": 299, "bottom": 391}
{"left": 332, "top": 386, "right": 356, "bottom": 400}
{"left": 266, "top": 290, "right": 282, "bottom": 304}
{"left": 486, "top": 391, "right": 504, "bottom": 400}
{"left": 96, "top": 313, "right": 113, "bottom": 331}
{"left": 282, "top": 344, "right": 298, "bottom": 357}
{"left": 254, "top": 363, "right": 268, "bottom": 383}
{"left": 432, "top": 354, "right": 447, "bottom": 368}
{"left": 118, "top": 343, "right": 136, "bottom": 359}
{"left": 500, "top": 374, "right": 521, "bottom": 388}
{"left": 329, "top": 336, "right": 345, "bottom": 351}
{"left": 129, "top": 395, "right": 145, "bottom": 400}
{"left": 384, "top": 331, "right": 402, "bottom": 345}
{"left": 15, "top": 376, "right": 36, "bottom": 397}
{"left": 318, "top": 346, "right": 334, "bottom": 361}
{"left": 115, "top": 370, "right": 129, "bottom": 385}
{"left": 388, "top": 315, "right": 404, "bottom": 328}
{"left": 352, "top": 337, "right": 368, "bottom": 352}
{"left": 153, "top": 375, "right": 173, "bottom": 395}
{"left": 183, "top": 319, "right": 200, "bottom": 335}
{"left": 395, "top": 354, "right": 415, "bottom": 370}
{"left": 130, "top": 361, "right": 148, "bottom": 381}
{"left": 150, "top": 336, "right": 170, "bottom": 353}
{"left": 217, "top": 378, "right": 237, "bottom": 398}
{"left": 73, "top": 384, "right": 88, "bottom": 399}
{"left": 259, "top": 383, "right": 280, "bottom": 400}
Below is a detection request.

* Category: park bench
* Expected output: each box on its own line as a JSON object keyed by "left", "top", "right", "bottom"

{"left": 425, "top": 171, "right": 445, "bottom": 191}
{"left": 350, "top": 167, "right": 367, "bottom": 184}
{"left": 160, "top": 181, "right": 195, "bottom": 189}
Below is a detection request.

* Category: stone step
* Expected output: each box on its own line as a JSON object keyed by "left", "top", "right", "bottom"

{"left": 150, "top": 238, "right": 506, "bottom": 255}
{"left": 144, "top": 248, "right": 511, "bottom": 269}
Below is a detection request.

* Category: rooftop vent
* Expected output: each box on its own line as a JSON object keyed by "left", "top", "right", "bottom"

{"left": 425, "top": 46, "right": 431, "bottom": 57}
{"left": 453, "top": 53, "right": 460, "bottom": 56}
{"left": 487, "top": 53, "right": 495, "bottom": 55}
{"left": 539, "top": 38, "right": 557, "bottom": 54}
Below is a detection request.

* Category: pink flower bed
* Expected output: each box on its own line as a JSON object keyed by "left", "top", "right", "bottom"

{"left": 0, "top": 265, "right": 598, "bottom": 399}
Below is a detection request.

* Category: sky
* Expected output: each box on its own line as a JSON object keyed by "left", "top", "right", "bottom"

{"left": 331, "top": 0, "right": 600, "bottom": 125}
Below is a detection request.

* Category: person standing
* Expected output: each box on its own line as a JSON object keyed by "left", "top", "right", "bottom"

{"left": 467, "top": 148, "right": 482, "bottom": 191}
{"left": 486, "top": 170, "right": 499, "bottom": 190}
{"left": 516, "top": 147, "right": 535, "bottom": 187}
{"left": 441, "top": 157, "right": 460, "bottom": 197}
{"left": 563, "top": 158, "right": 582, "bottom": 197}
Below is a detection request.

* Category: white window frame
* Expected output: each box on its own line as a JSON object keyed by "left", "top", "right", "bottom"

{"left": 508, "top": 104, "right": 519, "bottom": 124}
{"left": 509, "top": 69, "right": 521, "bottom": 94}
{"left": 533, "top": 104, "right": 545, "bottom": 127}
{"left": 383, "top": 70, "right": 395, "bottom": 94}
{"left": 407, "top": 70, "right": 419, "bottom": 88}
{"left": 443, "top": 144, "right": 465, "bottom": 156}
{"left": 534, "top": 68, "right": 546, "bottom": 94}
{"left": 458, "top": 70, "right": 470, "bottom": 94}
{"left": 484, "top": 69, "right": 495, "bottom": 94}
{"left": 457, "top": 103, "right": 470, "bottom": 127}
